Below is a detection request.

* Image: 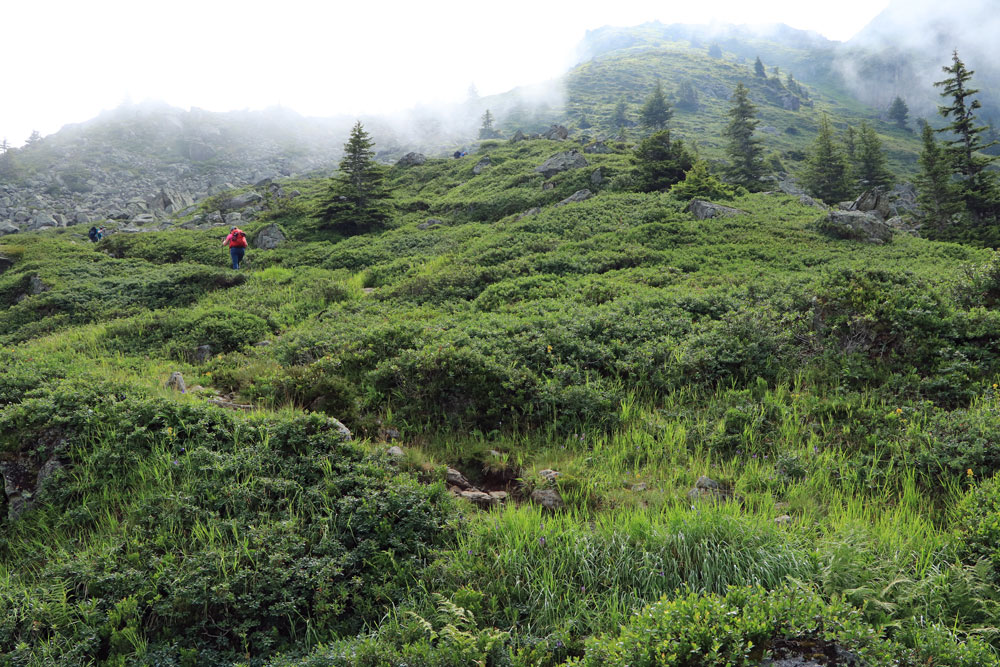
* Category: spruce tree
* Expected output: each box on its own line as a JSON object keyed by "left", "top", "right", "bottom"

{"left": 723, "top": 83, "right": 765, "bottom": 191}
{"left": 676, "top": 81, "right": 699, "bottom": 111}
{"left": 754, "top": 56, "right": 766, "bottom": 78}
{"left": 317, "top": 121, "right": 391, "bottom": 235}
{"left": 804, "top": 115, "right": 851, "bottom": 204}
{"left": 640, "top": 81, "right": 673, "bottom": 131}
{"left": 478, "top": 109, "right": 501, "bottom": 139}
{"left": 887, "top": 97, "right": 909, "bottom": 130}
{"left": 915, "top": 120, "right": 963, "bottom": 225}
{"left": 633, "top": 130, "right": 694, "bottom": 192}
{"left": 934, "top": 51, "right": 999, "bottom": 220}
{"left": 855, "top": 121, "right": 894, "bottom": 189}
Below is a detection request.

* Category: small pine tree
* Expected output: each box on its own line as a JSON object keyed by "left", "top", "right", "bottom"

{"left": 25, "top": 130, "right": 41, "bottom": 146}
{"left": 804, "top": 115, "right": 852, "bottom": 203}
{"left": 723, "top": 83, "right": 766, "bottom": 191}
{"left": 317, "top": 121, "right": 391, "bottom": 235}
{"left": 887, "top": 97, "right": 910, "bottom": 130}
{"left": 708, "top": 43, "right": 723, "bottom": 58}
{"left": 934, "top": 50, "right": 999, "bottom": 220}
{"left": 633, "top": 130, "right": 694, "bottom": 192}
{"left": 478, "top": 109, "right": 501, "bottom": 139}
{"left": 915, "top": 120, "right": 963, "bottom": 226}
{"left": 670, "top": 160, "right": 737, "bottom": 201}
{"left": 754, "top": 56, "right": 766, "bottom": 78}
{"left": 640, "top": 81, "right": 673, "bottom": 131}
{"left": 855, "top": 121, "right": 894, "bottom": 189}
{"left": 676, "top": 81, "right": 699, "bottom": 111}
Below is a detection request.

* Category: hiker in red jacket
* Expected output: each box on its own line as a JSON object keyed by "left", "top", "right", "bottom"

{"left": 222, "top": 226, "right": 248, "bottom": 270}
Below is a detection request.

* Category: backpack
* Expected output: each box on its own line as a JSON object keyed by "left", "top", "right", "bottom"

{"left": 88, "top": 226, "right": 98, "bottom": 241}
{"left": 230, "top": 229, "right": 247, "bottom": 248}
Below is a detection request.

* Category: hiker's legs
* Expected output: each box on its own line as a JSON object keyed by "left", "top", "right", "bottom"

{"left": 230, "top": 247, "right": 245, "bottom": 270}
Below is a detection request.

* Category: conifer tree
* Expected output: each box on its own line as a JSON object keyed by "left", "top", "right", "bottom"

{"left": 804, "top": 115, "right": 851, "bottom": 203}
{"left": 915, "top": 120, "right": 963, "bottom": 225}
{"left": 25, "top": 130, "right": 41, "bottom": 146}
{"left": 670, "top": 160, "right": 737, "bottom": 201}
{"left": 640, "top": 81, "right": 673, "bottom": 131}
{"left": 676, "top": 81, "right": 699, "bottom": 111}
{"left": 934, "top": 51, "right": 999, "bottom": 220}
{"left": 633, "top": 130, "right": 694, "bottom": 192}
{"left": 317, "top": 121, "right": 391, "bottom": 235}
{"left": 855, "top": 121, "right": 894, "bottom": 189}
{"left": 723, "top": 83, "right": 765, "bottom": 191}
{"left": 478, "top": 109, "right": 501, "bottom": 139}
{"left": 754, "top": 56, "right": 766, "bottom": 78}
{"left": 888, "top": 97, "right": 909, "bottom": 130}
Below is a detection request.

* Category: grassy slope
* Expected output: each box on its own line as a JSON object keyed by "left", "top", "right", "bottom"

{"left": 0, "top": 90, "right": 998, "bottom": 666}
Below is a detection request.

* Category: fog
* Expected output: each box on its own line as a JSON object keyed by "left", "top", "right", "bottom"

{"left": 835, "top": 0, "right": 1000, "bottom": 119}
{"left": 1, "top": 0, "right": 893, "bottom": 148}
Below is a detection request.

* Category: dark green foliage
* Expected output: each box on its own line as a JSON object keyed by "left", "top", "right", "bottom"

{"left": 888, "top": 96, "right": 910, "bottom": 129}
{"left": 955, "top": 475, "right": 1000, "bottom": 581}
{"left": 916, "top": 121, "right": 964, "bottom": 226}
{"left": 669, "top": 160, "right": 738, "bottom": 201}
{"left": 754, "top": 56, "right": 766, "bottom": 78}
{"left": 804, "top": 115, "right": 852, "bottom": 203}
{"left": 639, "top": 81, "right": 673, "bottom": 131}
{"left": 675, "top": 80, "right": 699, "bottom": 111}
{"left": 633, "top": 131, "right": 695, "bottom": 192}
{"left": 610, "top": 96, "right": 628, "bottom": 132}
{"left": 317, "top": 121, "right": 392, "bottom": 235}
{"left": 934, "top": 51, "right": 1000, "bottom": 221}
{"left": 479, "top": 109, "right": 502, "bottom": 139}
{"left": 855, "top": 121, "right": 894, "bottom": 189}
{"left": 723, "top": 83, "right": 766, "bottom": 191}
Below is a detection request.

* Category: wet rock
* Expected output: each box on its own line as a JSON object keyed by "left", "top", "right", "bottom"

{"left": 531, "top": 488, "right": 565, "bottom": 511}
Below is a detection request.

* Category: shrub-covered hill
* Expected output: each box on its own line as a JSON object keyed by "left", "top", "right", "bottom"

{"left": 4, "top": 137, "right": 1000, "bottom": 665}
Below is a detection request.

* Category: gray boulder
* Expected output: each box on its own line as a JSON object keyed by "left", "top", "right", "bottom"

{"left": 459, "top": 490, "right": 498, "bottom": 508}
{"left": 535, "top": 150, "right": 588, "bottom": 178}
{"left": 510, "top": 130, "right": 527, "bottom": 143}
{"left": 686, "top": 200, "right": 747, "bottom": 220}
{"left": 555, "top": 189, "right": 592, "bottom": 207}
{"left": 446, "top": 467, "right": 473, "bottom": 490}
{"left": 28, "top": 275, "right": 48, "bottom": 295}
{"left": 220, "top": 192, "right": 263, "bottom": 211}
{"left": 396, "top": 152, "right": 427, "bottom": 167}
{"left": 195, "top": 344, "right": 213, "bottom": 363}
{"left": 186, "top": 141, "right": 216, "bottom": 161}
{"left": 590, "top": 168, "right": 604, "bottom": 186}
{"left": 781, "top": 95, "right": 801, "bottom": 111}
{"left": 253, "top": 223, "right": 286, "bottom": 249}
{"left": 818, "top": 210, "right": 893, "bottom": 244}
{"left": 28, "top": 212, "right": 58, "bottom": 231}
{"left": 473, "top": 156, "right": 491, "bottom": 175}
{"left": 131, "top": 213, "right": 157, "bottom": 225}
{"left": 0, "top": 222, "right": 19, "bottom": 237}
{"left": 0, "top": 255, "right": 13, "bottom": 274}
{"left": 531, "top": 488, "right": 565, "bottom": 511}
{"left": 849, "top": 187, "right": 893, "bottom": 220}
{"left": 166, "top": 372, "right": 187, "bottom": 393}
{"left": 417, "top": 218, "right": 443, "bottom": 230}
{"left": 798, "top": 194, "right": 827, "bottom": 209}
{"left": 584, "top": 141, "right": 612, "bottom": 154}
{"left": 541, "top": 125, "right": 569, "bottom": 140}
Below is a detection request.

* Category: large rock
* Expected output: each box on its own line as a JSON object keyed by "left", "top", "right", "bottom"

{"left": 686, "top": 200, "right": 747, "bottom": 220}
{"left": 531, "top": 488, "right": 565, "bottom": 511}
{"left": 27, "top": 212, "right": 58, "bottom": 231}
{"left": 148, "top": 187, "right": 194, "bottom": 214}
{"left": 555, "top": 189, "right": 592, "bottom": 207}
{"left": 510, "top": 130, "right": 527, "bottom": 143}
{"left": 0, "top": 254, "right": 13, "bottom": 274}
{"left": 253, "top": 223, "right": 286, "bottom": 249}
{"left": 818, "top": 210, "right": 894, "bottom": 244}
{"left": 446, "top": 467, "right": 473, "bottom": 490}
{"left": 396, "top": 152, "right": 426, "bottom": 167}
{"left": 535, "top": 150, "right": 588, "bottom": 178}
{"left": 186, "top": 141, "right": 216, "bottom": 161}
{"left": 541, "top": 124, "right": 569, "bottom": 140}
{"left": 220, "top": 192, "right": 263, "bottom": 211}
{"left": 166, "top": 372, "right": 186, "bottom": 393}
{"left": 0, "top": 222, "right": 18, "bottom": 237}
{"left": 849, "top": 187, "right": 893, "bottom": 220}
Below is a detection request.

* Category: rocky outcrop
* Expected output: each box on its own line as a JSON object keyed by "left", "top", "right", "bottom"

{"left": 818, "top": 210, "right": 894, "bottom": 244}
{"left": 166, "top": 372, "right": 187, "bottom": 393}
{"left": 396, "top": 152, "right": 427, "bottom": 167}
{"left": 555, "top": 189, "right": 592, "bottom": 207}
{"left": 417, "top": 218, "right": 443, "bottom": 230}
{"left": 848, "top": 187, "right": 893, "bottom": 219}
{"left": 253, "top": 223, "right": 286, "bottom": 249}
{"left": 541, "top": 125, "right": 570, "bottom": 140}
{"left": 535, "top": 151, "right": 588, "bottom": 178}
{"left": 686, "top": 200, "right": 747, "bottom": 220}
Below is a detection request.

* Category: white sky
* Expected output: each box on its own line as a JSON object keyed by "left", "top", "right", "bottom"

{"left": 0, "top": 0, "right": 891, "bottom": 147}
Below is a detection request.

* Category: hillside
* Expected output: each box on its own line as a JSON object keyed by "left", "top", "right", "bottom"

{"left": 3, "top": 130, "right": 1000, "bottom": 664}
